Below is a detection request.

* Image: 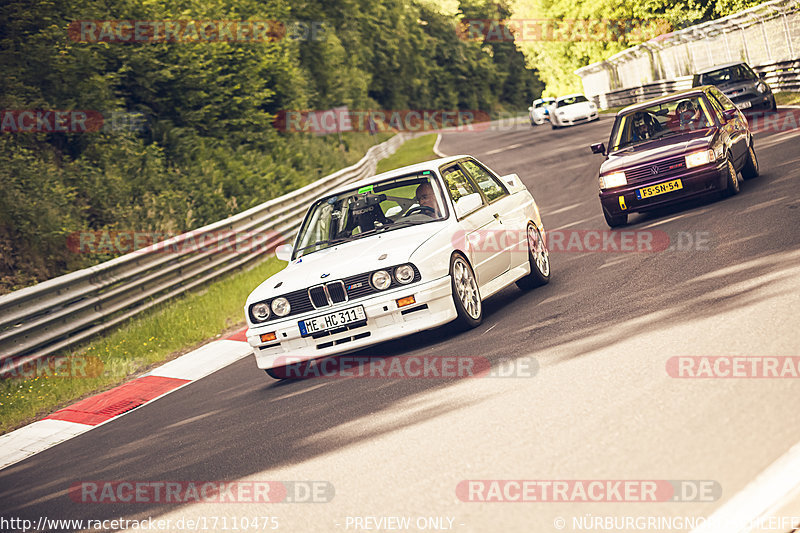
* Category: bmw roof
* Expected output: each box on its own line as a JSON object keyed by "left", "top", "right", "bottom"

{"left": 327, "top": 155, "right": 467, "bottom": 197}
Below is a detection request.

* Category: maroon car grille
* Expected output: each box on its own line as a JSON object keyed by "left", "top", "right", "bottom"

{"left": 625, "top": 156, "right": 686, "bottom": 184}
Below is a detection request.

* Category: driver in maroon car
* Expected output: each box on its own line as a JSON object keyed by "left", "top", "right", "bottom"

{"left": 675, "top": 99, "right": 702, "bottom": 127}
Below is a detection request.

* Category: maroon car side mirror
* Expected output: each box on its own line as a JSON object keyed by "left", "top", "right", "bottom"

{"left": 590, "top": 142, "right": 606, "bottom": 155}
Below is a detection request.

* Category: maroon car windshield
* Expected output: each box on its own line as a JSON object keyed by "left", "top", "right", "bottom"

{"left": 610, "top": 96, "right": 714, "bottom": 152}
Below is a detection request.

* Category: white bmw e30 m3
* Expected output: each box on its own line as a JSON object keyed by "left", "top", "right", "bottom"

{"left": 244, "top": 155, "right": 551, "bottom": 379}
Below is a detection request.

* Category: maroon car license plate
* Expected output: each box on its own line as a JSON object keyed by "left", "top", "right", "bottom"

{"left": 636, "top": 179, "right": 683, "bottom": 200}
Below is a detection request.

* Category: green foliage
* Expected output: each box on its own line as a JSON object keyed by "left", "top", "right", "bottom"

{"left": 376, "top": 133, "right": 438, "bottom": 174}
{"left": 0, "top": 255, "right": 285, "bottom": 434}
{"left": 513, "top": 0, "right": 768, "bottom": 96}
{"left": 0, "top": 0, "right": 542, "bottom": 293}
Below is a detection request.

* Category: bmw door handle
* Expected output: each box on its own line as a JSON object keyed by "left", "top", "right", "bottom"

{"left": 493, "top": 213, "right": 503, "bottom": 223}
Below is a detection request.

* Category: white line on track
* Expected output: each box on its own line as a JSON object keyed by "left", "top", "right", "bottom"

{"left": 432, "top": 133, "right": 446, "bottom": 157}
{"left": 554, "top": 216, "right": 597, "bottom": 229}
{"left": 548, "top": 202, "right": 585, "bottom": 215}
{"left": 691, "top": 439, "right": 800, "bottom": 533}
{"left": 484, "top": 143, "right": 523, "bottom": 155}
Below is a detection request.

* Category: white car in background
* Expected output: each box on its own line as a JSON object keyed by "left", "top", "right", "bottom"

{"left": 245, "top": 156, "right": 551, "bottom": 379}
{"left": 528, "top": 97, "right": 556, "bottom": 126}
{"left": 551, "top": 94, "right": 599, "bottom": 129}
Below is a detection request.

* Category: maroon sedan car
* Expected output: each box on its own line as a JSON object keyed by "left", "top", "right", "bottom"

{"left": 590, "top": 86, "right": 759, "bottom": 227}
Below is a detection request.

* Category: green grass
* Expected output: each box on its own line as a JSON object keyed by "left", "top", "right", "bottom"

{"left": 376, "top": 134, "right": 439, "bottom": 174}
{"left": 0, "top": 132, "right": 436, "bottom": 435}
{"left": 600, "top": 105, "right": 626, "bottom": 115}
{"left": 775, "top": 92, "right": 800, "bottom": 106}
{"left": 0, "top": 257, "right": 284, "bottom": 434}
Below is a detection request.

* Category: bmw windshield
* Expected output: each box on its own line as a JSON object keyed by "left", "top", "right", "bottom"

{"left": 293, "top": 173, "right": 447, "bottom": 259}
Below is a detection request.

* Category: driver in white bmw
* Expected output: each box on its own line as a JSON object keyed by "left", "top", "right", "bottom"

{"left": 414, "top": 182, "right": 441, "bottom": 217}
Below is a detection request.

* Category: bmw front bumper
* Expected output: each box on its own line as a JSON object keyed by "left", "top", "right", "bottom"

{"left": 246, "top": 275, "right": 457, "bottom": 369}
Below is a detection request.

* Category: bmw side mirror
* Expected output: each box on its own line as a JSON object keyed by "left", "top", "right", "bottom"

{"left": 590, "top": 142, "right": 606, "bottom": 155}
{"left": 275, "top": 243, "right": 293, "bottom": 261}
{"left": 722, "top": 108, "right": 738, "bottom": 121}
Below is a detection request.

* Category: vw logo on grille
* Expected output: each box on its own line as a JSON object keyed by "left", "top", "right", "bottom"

{"left": 650, "top": 165, "right": 659, "bottom": 175}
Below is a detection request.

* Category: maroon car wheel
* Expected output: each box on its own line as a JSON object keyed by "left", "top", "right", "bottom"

{"left": 741, "top": 144, "right": 759, "bottom": 179}
{"left": 603, "top": 208, "right": 628, "bottom": 228}
{"left": 724, "top": 156, "right": 740, "bottom": 197}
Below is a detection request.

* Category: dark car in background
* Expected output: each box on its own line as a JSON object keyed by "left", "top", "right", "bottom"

{"left": 590, "top": 86, "right": 759, "bottom": 227}
{"left": 692, "top": 61, "right": 776, "bottom": 111}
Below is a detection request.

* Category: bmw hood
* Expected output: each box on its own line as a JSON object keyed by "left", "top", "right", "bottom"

{"left": 246, "top": 222, "right": 446, "bottom": 303}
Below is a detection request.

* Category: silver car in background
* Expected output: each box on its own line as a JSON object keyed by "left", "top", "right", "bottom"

{"left": 692, "top": 61, "right": 776, "bottom": 112}
{"left": 528, "top": 97, "right": 556, "bottom": 126}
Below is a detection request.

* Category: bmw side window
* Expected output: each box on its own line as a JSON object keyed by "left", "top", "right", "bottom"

{"left": 461, "top": 160, "right": 507, "bottom": 202}
{"left": 441, "top": 166, "right": 481, "bottom": 204}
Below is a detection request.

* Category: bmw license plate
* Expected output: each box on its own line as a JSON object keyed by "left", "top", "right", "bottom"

{"left": 636, "top": 179, "right": 683, "bottom": 200}
{"left": 299, "top": 305, "right": 366, "bottom": 336}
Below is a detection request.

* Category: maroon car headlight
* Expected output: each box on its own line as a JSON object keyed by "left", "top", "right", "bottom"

{"left": 599, "top": 172, "right": 627, "bottom": 189}
{"left": 685, "top": 149, "right": 716, "bottom": 169}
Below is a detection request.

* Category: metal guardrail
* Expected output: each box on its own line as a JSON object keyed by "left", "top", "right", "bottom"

{"left": 576, "top": 0, "right": 800, "bottom": 109}
{"left": 0, "top": 133, "right": 413, "bottom": 372}
{"left": 591, "top": 58, "right": 800, "bottom": 109}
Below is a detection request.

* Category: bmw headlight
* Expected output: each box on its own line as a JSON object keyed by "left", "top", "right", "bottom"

{"left": 599, "top": 172, "right": 627, "bottom": 189}
{"left": 271, "top": 297, "right": 291, "bottom": 317}
{"left": 371, "top": 270, "right": 392, "bottom": 290}
{"left": 394, "top": 264, "right": 415, "bottom": 284}
{"left": 252, "top": 302, "right": 270, "bottom": 322}
{"left": 756, "top": 82, "right": 768, "bottom": 94}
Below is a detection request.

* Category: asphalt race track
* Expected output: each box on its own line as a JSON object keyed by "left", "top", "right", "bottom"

{"left": 2, "top": 114, "right": 800, "bottom": 532}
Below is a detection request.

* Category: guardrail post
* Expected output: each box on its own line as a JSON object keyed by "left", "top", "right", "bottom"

{"left": 782, "top": 11, "right": 794, "bottom": 58}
